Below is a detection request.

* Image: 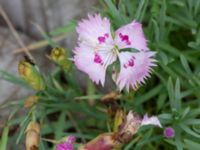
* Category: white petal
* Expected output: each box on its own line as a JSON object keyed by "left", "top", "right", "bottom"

{"left": 76, "top": 13, "right": 113, "bottom": 48}
{"left": 73, "top": 43, "right": 117, "bottom": 86}
{"left": 141, "top": 114, "right": 162, "bottom": 128}
{"left": 114, "top": 20, "right": 148, "bottom": 50}
{"left": 116, "top": 51, "right": 156, "bottom": 91}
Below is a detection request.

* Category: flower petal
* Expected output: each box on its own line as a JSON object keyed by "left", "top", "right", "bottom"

{"left": 74, "top": 44, "right": 117, "bottom": 86}
{"left": 56, "top": 136, "right": 76, "bottom": 150}
{"left": 114, "top": 20, "right": 148, "bottom": 50}
{"left": 141, "top": 114, "right": 162, "bottom": 128}
{"left": 76, "top": 13, "right": 113, "bottom": 48}
{"left": 116, "top": 51, "right": 156, "bottom": 91}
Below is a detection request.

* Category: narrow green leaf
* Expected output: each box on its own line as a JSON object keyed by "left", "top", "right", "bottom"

{"left": 180, "top": 55, "right": 192, "bottom": 75}
{"left": 0, "top": 70, "right": 28, "bottom": 87}
{"left": 16, "top": 117, "right": 30, "bottom": 144}
{"left": 167, "top": 77, "right": 175, "bottom": 109}
{"left": 135, "top": 84, "right": 163, "bottom": 105}
{"left": 181, "top": 107, "right": 190, "bottom": 119}
{"left": 159, "top": 0, "right": 166, "bottom": 40}
{"left": 180, "top": 124, "right": 200, "bottom": 138}
{"left": 174, "top": 78, "right": 181, "bottom": 110}
{"left": 175, "top": 128, "right": 183, "bottom": 150}
{"left": 124, "top": 136, "right": 140, "bottom": 150}
{"left": 104, "top": 0, "right": 126, "bottom": 25}
{"left": 0, "top": 126, "right": 9, "bottom": 150}
{"left": 75, "top": 95, "right": 103, "bottom": 100}
{"left": 135, "top": 0, "right": 145, "bottom": 21}
{"left": 55, "top": 111, "right": 66, "bottom": 139}
{"left": 185, "top": 139, "right": 200, "bottom": 150}
{"left": 50, "top": 21, "right": 76, "bottom": 36}
{"left": 184, "top": 119, "right": 200, "bottom": 125}
{"left": 152, "top": 19, "right": 160, "bottom": 43}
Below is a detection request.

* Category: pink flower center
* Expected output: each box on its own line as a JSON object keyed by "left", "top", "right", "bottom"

{"left": 104, "top": 33, "right": 109, "bottom": 38}
{"left": 98, "top": 33, "right": 109, "bottom": 44}
{"left": 94, "top": 53, "right": 103, "bottom": 65}
{"left": 124, "top": 56, "right": 135, "bottom": 68}
{"left": 119, "top": 33, "right": 131, "bottom": 45}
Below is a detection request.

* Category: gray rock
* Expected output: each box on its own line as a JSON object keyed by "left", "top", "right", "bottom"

{"left": 0, "top": 0, "right": 97, "bottom": 38}
{"left": 0, "top": 26, "right": 33, "bottom": 105}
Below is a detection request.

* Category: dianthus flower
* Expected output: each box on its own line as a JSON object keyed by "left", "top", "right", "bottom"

{"left": 74, "top": 14, "right": 156, "bottom": 91}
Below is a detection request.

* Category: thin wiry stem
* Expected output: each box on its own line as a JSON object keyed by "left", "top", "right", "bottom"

{"left": 67, "top": 111, "right": 86, "bottom": 143}
{"left": 0, "top": 5, "right": 35, "bottom": 61}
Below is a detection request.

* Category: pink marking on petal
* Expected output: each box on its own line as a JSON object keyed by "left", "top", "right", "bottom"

{"left": 104, "top": 33, "right": 109, "bottom": 38}
{"left": 116, "top": 51, "right": 156, "bottom": 91}
{"left": 98, "top": 33, "right": 109, "bottom": 44}
{"left": 123, "top": 56, "right": 135, "bottom": 69}
{"left": 123, "top": 64, "right": 127, "bottom": 69}
{"left": 128, "top": 59, "right": 134, "bottom": 67}
{"left": 76, "top": 14, "right": 112, "bottom": 46}
{"left": 94, "top": 53, "right": 103, "bottom": 65}
{"left": 119, "top": 33, "right": 131, "bottom": 45}
{"left": 98, "top": 36, "right": 106, "bottom": 43}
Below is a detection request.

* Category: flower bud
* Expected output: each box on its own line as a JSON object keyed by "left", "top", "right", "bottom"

{"left": 164, "top": 127, "right": 175, "bottom": 138}
{"left": 26, "top": 122, "right": 40, "bottom": 150}
{"left": 49, "top": 47, "right": 71, "bottom": 70}
{"left": 18, "top": 60, "right": 45, "bottom": 91}
{"left": 24, "top": 96, "right": 38, "bottom": 108}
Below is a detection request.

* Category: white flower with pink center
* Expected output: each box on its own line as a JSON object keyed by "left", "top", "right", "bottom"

{"left": 73, "top": 13, "right": 156, "bottom": 91}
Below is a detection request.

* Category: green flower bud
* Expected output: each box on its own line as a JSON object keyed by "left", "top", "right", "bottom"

{"left": 18, "top": 60, "right": 45, "bottom": 91}
{"left": 49, "top": 47, "right": 71, "bottom": 70}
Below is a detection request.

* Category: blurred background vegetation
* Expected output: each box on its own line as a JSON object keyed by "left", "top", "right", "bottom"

{"left": 0, "top": 0, "right": 200, "bottom": 150}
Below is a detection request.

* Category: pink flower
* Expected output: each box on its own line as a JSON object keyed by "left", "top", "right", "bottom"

{"left": 74, "top": 14, "right": 156, "bottom": 91}
{"left": 56, "top": 136, "right": 76, "bottom": 150}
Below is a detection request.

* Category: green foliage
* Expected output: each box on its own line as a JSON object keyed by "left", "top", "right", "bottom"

{"left": 100, "top": 0, "right": 200, "bottom": 149}
{"left": 1, "top": 0, "right": 200, "bottom": 149}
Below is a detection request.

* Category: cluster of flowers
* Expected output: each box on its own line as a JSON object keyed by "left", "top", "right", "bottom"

{"left": 18, "top": 13, "right": 174, "bottom": 150}
{"left": 73, "top": 14, "right": 156, "bottom": 91}
{"left": 56, "top": 14, "right": 175, "bottom": 150}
